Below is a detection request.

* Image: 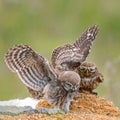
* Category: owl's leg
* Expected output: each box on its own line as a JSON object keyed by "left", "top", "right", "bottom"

{"left": 62, "top": 101, "right": 70, "bottom": 113}
{"left": 61, "top": 93, "right": 73, "bottom": 113}
{"left": 37, "top": 107, "right": 65, "bottom": 114}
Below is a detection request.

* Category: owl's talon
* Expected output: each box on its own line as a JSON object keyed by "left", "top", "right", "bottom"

{"left": 57, "top": 108, "right": 66, "bottom": 114}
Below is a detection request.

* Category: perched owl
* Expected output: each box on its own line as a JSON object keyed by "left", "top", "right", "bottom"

{"left": 76, "top": 62, "right": 104, "bottom": 95}
{"left": 5, "top": 25, "right": 98, "bottom": 113}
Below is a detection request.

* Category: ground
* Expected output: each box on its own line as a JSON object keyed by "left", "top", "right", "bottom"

{"left": 0, "top": 93, "right": 120, "bottom": 120}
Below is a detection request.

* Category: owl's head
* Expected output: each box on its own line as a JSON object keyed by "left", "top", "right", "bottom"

{"left": 59, "top": 71, "right": 80, "bottom": 92}
{"left": 78, "top": 62, "right": 97, "bottom": 77}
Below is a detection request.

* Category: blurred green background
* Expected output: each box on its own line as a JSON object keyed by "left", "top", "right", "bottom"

{"left": 0, "top": 0, "right": 120, "bottom": 107}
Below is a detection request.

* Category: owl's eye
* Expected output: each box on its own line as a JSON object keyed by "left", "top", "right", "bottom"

{"left": 80, "top": 67, "right": 85, "bottom": 71}
{"left": 65, "top": 82, "right": 72, "bottom": 88}
{"left": 90, "top": 67, "right": 96, "bottom": 72}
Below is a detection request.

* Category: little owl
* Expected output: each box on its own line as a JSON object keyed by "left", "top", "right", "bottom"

{"left": 76, "top": 62, "right": 104, "bottom": 95}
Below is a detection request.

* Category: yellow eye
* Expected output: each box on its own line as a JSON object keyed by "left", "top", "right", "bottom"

{"left": 65, "top": 82, "right": 72, "bottom": 88}
{"left": 90, "top": 67, "right": 96, "bottom": 72}
{"left": 80, "top": 67, "right": 85, "bottom": 71}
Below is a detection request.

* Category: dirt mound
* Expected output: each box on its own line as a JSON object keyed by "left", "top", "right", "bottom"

{"left": 70, "top": 93, "right": 120, "bottom": 117}
{"left": 1, "top": 93, "right": 120, "bottom": 120}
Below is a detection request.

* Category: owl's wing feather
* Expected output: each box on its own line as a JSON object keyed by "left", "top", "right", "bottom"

{"left": 73, "top": 25, "right": 98, "bottom": 48}
{"left": 51, "top": 25, "right": 98, "bottom": 70}
{"left": 52, "top": 44, "right": 82, "bottom": 70}
{"left": 5, "top": 45, "right": 57, "bottom": 91}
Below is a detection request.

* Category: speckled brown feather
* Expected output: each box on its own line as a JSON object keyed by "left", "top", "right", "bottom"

{"left": 27, "top": 87, "right": 43, "bottom": 99}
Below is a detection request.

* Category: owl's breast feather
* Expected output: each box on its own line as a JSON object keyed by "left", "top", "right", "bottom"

{"left": 82, "top": 78, "right": 91, "bottom": 82}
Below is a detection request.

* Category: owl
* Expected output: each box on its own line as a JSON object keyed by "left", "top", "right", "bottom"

{"left": 42, "top": 71, "right": 80, "bottom": 113}
{"left": 76, "top": 62, "right": 104, "bottom": 95}
{"left": 5, "top": 25, "right": 98, "bottom": 113}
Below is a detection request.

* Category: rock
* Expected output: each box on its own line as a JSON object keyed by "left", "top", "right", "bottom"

{"left": 0, "top": 106, "right": 34, "bottom": 115}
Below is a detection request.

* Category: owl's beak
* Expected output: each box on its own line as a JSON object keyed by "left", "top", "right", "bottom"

{"left": 72, "top": 86, "right": 78, "bottom": 91}
{"left": 86, "top": 69, "right": 89, "bottom": 76}
{"left": 72, "top": 87, "right": 76, "bottom": 91}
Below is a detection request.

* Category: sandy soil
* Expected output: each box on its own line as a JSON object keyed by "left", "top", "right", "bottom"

{"left": 0, "top": 93, "right": 120, "bottom": 120}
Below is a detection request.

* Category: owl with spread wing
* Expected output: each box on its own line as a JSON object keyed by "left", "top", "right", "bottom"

{"left": 5, "top": 25, "right": 98, "bottom": 113}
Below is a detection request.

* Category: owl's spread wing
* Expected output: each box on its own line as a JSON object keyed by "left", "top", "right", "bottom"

{"left": 51, "top": 25, "right": 98, "bottom": 70}
{"left": 5, "top": 44, "right": 57, "bottom": 91}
